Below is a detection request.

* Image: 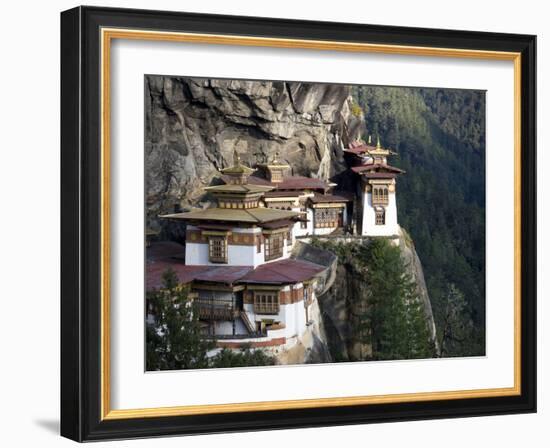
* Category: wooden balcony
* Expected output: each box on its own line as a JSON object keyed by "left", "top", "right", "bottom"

{"left": 253, "top": 303, "right": 280, "bottom": 315}
{"left": 195, "top": 298, "right": 238, "bottom": 321}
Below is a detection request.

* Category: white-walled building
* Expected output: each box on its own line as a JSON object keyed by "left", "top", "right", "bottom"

{"left": 150, "top": 151, "right": 326, "bottom": 350}
{"left": 241, "top": 154, "right": 350, "bottom": 237}
{"left": 344, "top": 138, "right": 405, "bottom": 237}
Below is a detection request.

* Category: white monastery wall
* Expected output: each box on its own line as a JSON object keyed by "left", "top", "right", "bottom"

{"left": 361, "top": 192, "right": 399, "bottom": 236}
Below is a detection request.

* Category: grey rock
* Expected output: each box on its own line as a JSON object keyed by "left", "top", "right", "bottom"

{"left": 145, "top": 76, "right": 363, "bottom": 232}
{"left": 312, "top": 230, "right": 438, "bottom": 362}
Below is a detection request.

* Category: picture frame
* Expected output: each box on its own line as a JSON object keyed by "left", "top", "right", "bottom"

{"left": 60, "top": 5, "right": 536, "bottom": 442}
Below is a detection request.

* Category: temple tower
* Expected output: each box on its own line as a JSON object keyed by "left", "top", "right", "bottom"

{"left": 345, "top": 137, "right": 404, "bottom": 237}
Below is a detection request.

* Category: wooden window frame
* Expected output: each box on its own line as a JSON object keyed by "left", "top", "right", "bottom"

{"left": 253, "top": 291, "right": 280, "bottom": 315}
{"left": 314, "top": 208, "right": 338, "bottom": 228}
{"left": 208, "top": 236, "right": 228, "bottom": 263}
{"left": 372, "top": 185, "right": 389, "bottom": 205}
{"left": 264, "top": 233, "right": 284, "bottom": 261}
{"left": 375, "top": 208, "right": 386, "bottom": 226}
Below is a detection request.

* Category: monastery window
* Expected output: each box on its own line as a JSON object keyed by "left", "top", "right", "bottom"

{"left": 264, "top": 233, "right": 284, "bottom": 261}
{"left": 375, "top": 208, "right": 386, "bottom": 226}
{"left": 254, "top": 291, "right": 280, "bottom": 315}
{"left": 314, "top": 208, "right": 338, "bottom": 228}
{"left": 372, "top": 185, "right": 389, "bottom": 205}
{"left": 286, "top": 229, "right": 293, "bottom": 246}
{"left": 208, "top": 236, "right": 228, "bottom": 263}
{"left": 270, "top": 170, "right": 283, "bottom": 182}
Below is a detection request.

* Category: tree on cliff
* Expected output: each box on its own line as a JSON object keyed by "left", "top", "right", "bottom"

{"left": 438, "top": 284, "right": 476, "bottom": 357}
{"left": 210, "top": 346, "right": 276, "bottom": 368}
{"left": 146, "top": 269, "right": 279, "bottom": 370}
{"left": 356, "top": 239, "right": 434, "bottom": 360}
{"left": 146, "top": 269, "right": 213, "bottom": 370}
{"left": 353, "top": 85, "right": 486, "bottom": 357}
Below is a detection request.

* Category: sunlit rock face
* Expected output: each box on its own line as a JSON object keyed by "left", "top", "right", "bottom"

{"left": 145, "top": 76, "right": 363, "bottom": 230}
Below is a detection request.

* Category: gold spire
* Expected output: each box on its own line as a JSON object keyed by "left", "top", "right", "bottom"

{"left": 376, "top": 135, "right": 381, "bottom": 149}
{"left": 233, "top": 149, "right": 241, "bottom": 166}
{"left": 221, "top": 150, "right": 254, "bottom": 183}
{"left": 368, "top": 134, "right": 372, "bottom": 144}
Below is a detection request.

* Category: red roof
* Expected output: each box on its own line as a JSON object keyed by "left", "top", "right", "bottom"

{"left": 147, "top": 262, "right": 208, "bottom": 290}
{"left": 310, "top": 192, "right": 350, "bottom": 203}
{"left": 146, "top": 261, "right": 253, "bottom": 290}
{"left": 146, "top": 242, "right": 326, "bottom": 289}
{"left": 194, "top": 266, "right": 254, "bottom": 283}
{"left": 351, "top": 163, "right": 405, "bottom": 174}
{"left": 277, "top": 176, "right": 329, "bottom": 191}
{"left": 146, "top": 241, "right": 186, "bottom": 262}
{"left": 147, "top": 259, "right": 324, "bottom": 289}
{"left": 241, "top": 259, "right": 326, "bottom": 284}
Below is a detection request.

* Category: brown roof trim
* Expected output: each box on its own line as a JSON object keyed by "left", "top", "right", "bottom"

{"left": 310, "top": 192, "right": 350, "bottom": 203}
{"left": 261, "top": 219, "right": 294, "bottom": 229}
{"left": 351, "top": 163, "right": 405, "bottom": 174}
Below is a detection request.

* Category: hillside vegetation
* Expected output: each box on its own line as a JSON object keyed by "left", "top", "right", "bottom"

{"left": 352, "top": 86, "right": 485, "bottom": 356}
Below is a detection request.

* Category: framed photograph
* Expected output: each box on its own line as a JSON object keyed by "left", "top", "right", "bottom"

{"left": 60, "top": 6, "right": 536, "bottom": 442}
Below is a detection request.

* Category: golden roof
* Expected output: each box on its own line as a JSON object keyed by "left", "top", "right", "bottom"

{"left": 203, "top": 184, "right": 274, "bottom": 194}
{"left": 258, "top": 150, "right": 290, "bottom": 169}
{"left": 161, "top": 207, "right": 299, "bottom": 224}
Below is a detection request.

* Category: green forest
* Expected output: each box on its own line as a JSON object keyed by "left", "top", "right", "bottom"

{"left": 311, "top": 238, "right": 436, "bottom": 361}
{"left": 352, "top": 86, "right": 486, "bottom": 357}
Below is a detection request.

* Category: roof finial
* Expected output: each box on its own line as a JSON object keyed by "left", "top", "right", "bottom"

{"left": 368, "top": 134, "right": 372, "bottom": 145}
{"left": 233, "top": 149, "right": 241, "bottom": 166}
{"left": 272, "top": 150, "right": 280, "bottom": 164}
{"left": 376, "top": 135, "right": 381, "bottom": 149}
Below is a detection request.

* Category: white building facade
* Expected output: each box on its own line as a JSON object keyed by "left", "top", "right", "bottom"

{"left": 345, "top": 139, "right": 405, "bottom": 238}
{"left": 155, "top": 151, "right": 326, "bottom": 350}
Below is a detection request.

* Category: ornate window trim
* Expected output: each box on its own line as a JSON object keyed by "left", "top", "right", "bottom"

{"left": 372, "top": 185, "right": 389, "bottom": 205}
{"left": 253, "top": 290, "right": 280, "bottom": 315}
{"left": 264, "top": 233, "right": 284, "bottom": 261}
{"left": 208, "top": 236, "right": 228, "bottom": 263}
{"left": 375, "top": 207, "right": 386, "bottom": 225}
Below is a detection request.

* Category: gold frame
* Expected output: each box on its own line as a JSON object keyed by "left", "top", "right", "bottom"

{"left": 100, "top": 28, "right": 522, "bottom": 421}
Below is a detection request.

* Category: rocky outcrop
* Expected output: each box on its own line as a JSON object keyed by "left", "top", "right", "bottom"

{"left": 145, "top": 76, "right": 364, "bottom": 230}
{"left": 314, "top": 230, "right": 438, "bottom": 361}
{"left": 397, "top": 228, "right": 439, "bottom": 353}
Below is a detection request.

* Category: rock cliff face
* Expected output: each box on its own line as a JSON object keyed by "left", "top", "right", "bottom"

{"left": 398, "top": 228, "right": 439, "bottom": 351}
{"left": 312, "top": 230, "right": 438, "bottom": 361}
{"left": 145, "top": 76, "right": 363, "bottom": 229}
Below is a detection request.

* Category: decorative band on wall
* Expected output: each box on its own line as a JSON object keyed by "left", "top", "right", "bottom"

{"left": 186, "top": 229, "right": 257, "bottom": 246}
{"left": 217, "top": 337, "right": 287, "bottom": 349}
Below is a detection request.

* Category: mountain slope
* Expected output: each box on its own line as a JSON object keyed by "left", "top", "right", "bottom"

{"left": 352, "top": 86, "right": 485, "bottom": 356}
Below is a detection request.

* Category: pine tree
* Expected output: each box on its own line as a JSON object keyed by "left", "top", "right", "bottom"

{"left": 210, "top": 346, "right": 276, "bottom": 368}
{"left": 438, "top": 284, "right": 474, "bottom": 357}
{"left": 356, "top": 239, "right": 433, "bottom": 360}
{"left": 146, "top": 269, "right": 214, "bottom": 370}
{"left": 353, "top": 85, "right": 486, "bottom": 357}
